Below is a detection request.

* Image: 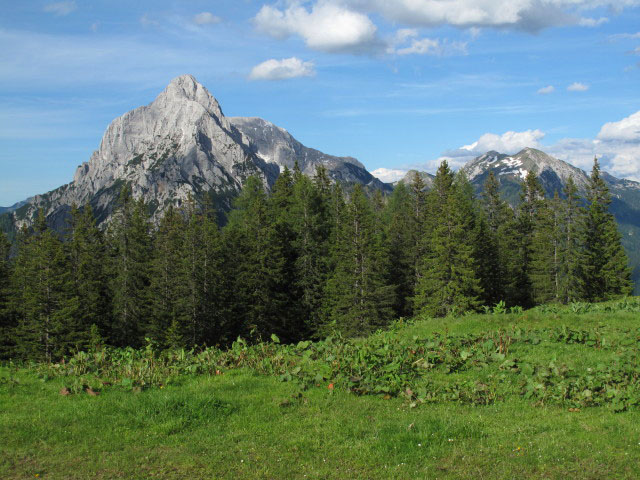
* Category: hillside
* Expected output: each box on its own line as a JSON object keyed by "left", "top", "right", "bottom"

{"left": 2, "top": 300, "right": 640, "bottom": 479}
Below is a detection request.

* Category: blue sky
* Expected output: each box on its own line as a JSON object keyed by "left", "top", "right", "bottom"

{"left": 1, "top": 0, "right": 640, "bottom": 205}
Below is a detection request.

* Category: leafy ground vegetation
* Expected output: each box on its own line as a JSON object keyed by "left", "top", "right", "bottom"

{"left": 2, "top": 299, "right": 640, "bottom": 479}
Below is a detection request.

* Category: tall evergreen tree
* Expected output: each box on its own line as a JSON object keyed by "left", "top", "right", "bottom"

{"left": 0, "top": 231, "right": 13, "bottom": 358}
{"left": 383, "top": 182, "right": 415, "bottom": 317}
{"left": 12, "top": 211, "right": 78, "bottom": 361}
{"left": 325, "top": 185, "right": 394, "bottom": 336}
{"left": 409, "top": 171, "right": 429, "bottom": 296}
{"left": 224, "top": 175, "right": 293, "bottom": 341}
{"left": 558, "top": 177, "right": 584, "bottom": 303}
{"left": 182, "top": 197, "right": 226, "bottom": 347}
{"left": 414, "top": 162, "right": 481, "bottom": 317}
{"left": 148, "top": 206, "right": 189, "bottom": 347}
{"left": 581, "top": 158, "right": 632, "bottom": 300}
{"left": 478, "top": 172, "right": 509, "bottom": 306}
{"left": 529, "top": 189, "right": 558, "bottom": 305}
{"left": 68, "top": 204, "right": 109, "bottom": 339}
{"left": 290, "top": 170, "right": 331, "bottom": 336}
{"left": 107, "top": 186, "right": 152, "bottom": 347}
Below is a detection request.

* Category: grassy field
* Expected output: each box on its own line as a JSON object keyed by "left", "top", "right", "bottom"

{"left": 2, "top": 301, "right": 640, "bottom": 479}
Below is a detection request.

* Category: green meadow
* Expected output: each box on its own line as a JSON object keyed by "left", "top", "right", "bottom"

{"left": 2, "top": 300, "right": 640, "bottom": 479}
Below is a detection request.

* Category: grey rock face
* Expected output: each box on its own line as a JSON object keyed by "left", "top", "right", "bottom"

{"left": 230, "top": 116, "right": 390, "bottom": 191}
{"left": 11, "top": 74, "right": 386, "bottom": 228}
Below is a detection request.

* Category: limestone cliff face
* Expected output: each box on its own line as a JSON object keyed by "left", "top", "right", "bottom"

{"left": 13, "top": 75, "right": 386, "bottom": 229}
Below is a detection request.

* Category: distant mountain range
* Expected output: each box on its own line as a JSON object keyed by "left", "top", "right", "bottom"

{"left": 395, "top": 147, "right": 640, "bottom": 293}
{"left": 1, "top": 75, "right": 638, "bottom": 292}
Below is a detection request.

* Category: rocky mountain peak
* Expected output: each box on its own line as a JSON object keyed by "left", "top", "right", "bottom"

{"left": 152, "top": 74, "right": 225, "bottom": 123}
{"left": 9, "top": 74, "right": 390, "bottom": 230}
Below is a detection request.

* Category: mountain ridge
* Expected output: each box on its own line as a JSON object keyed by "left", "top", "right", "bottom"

{"left": 4, "top": 75, "right": 385, "bottom": 230}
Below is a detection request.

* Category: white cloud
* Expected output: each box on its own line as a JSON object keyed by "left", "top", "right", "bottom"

{"left": 344, "top": 0, "right": 637, "bottom": 32}
{"left": 598, "top": 111, "right": 640, "bottom": 142}
{"left": 461, "top": 129, "right": 545, "bottom": 154}
{"left": 537, "top": 85, "right": 555, "bottom": 94}
{"left": 629, "top": 46, "right": 640, "bottom": 55}
{"left": 254, "top": 2, "right": 380, "bottom": 53}
{"left": 193, "top": 12, "right": 221, "bottom": 25}
{"left": 43, "top": 1, "right": 76, "bottom": 16}
{"left": 249, "top": 57, "right": 316, "bottom": 81}
{"left": 371, "top": 168, "right": 408, "bottom": 182}
{"left": 578, "top": 17, "right": 609, "bottom": 27}
{"left": 396, "top": 37, "right": 467, "bottom": 56}
{"left": 567, "top": 82, "right": 589, "bottom": 91}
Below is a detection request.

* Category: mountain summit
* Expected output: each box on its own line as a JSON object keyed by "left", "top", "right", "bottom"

{"left": 11, "top": 75, "right": 385, "bottom": 229}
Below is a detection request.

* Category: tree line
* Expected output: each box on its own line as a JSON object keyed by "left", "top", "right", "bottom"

{"left": 0, "top": 159, "right": 632, "bottom": 361}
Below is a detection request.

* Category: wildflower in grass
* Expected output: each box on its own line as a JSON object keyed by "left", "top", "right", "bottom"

{"left": 328, "top": 383, "right": 334, "bottom": 390}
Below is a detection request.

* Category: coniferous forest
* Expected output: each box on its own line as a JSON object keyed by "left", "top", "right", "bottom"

{"left": 0, "top": 159, "right": 632, "bottom": 362}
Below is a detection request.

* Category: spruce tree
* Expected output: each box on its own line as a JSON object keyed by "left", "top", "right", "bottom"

{"left": 409, "top": 171, "right": 429, "bottom": 297}
{"left": 478, "top": 172, "right": 509, "bottom": 306}
{"left": 325, "top": 185, "right": 394, "bottom": 336}
{"left": 12, "top": 211, "right": 78, "bottom": 361}
{"left": 107, "top": 186, "right": 152, "bottom": 347}
{"left": 581, "top": 158, "right": 632, "bottom": 300}
{"left": 223, "top": 175, "right": 292, "bottom": 341}
{"left": 558, "top": 177, "right": 584, "bottom": 303}
{"left": 414, "top": 162, "right": 481, "bottom": 317}
{"left": 291, "top": 170, "right": 331, "bottom": 336}
{"left": 148, "top": 206, "right": 189, "bottom": 347}
{"left": 0, "top": 231, "right": 13, "bottom": 358}
{"left": 267, "top": 167, "right": 306, "bottom": 340}
{"left": 383, "top": 182, "right": 415, "bottom": 317}
{"left": 68, "top": 204, "right": 109, "bottom": 340}
{"left": 529, "top": 188, "right": 558, "bottom": 305}
{"left": 182, "top": 197, "right": 226, "bottom": 346}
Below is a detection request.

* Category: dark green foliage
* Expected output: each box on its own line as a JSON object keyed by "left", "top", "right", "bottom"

{"left": 414, "top": 163, "right": 481, "bottom": 316}
{"left": 181, "top": 198, "right": 226, "bottom": 347}
{"left": 580, "top": 158, "right": 633, "bottom": 301}
{"left": 148, "top": 206, "right": 189, "bottom": 347}
{"left": 10, "top": 212, "right": 80, "bottom": 361}
{"left": 290, "top": 167, "right": 331, "bottom": 336}
{"left": 325, "top": 185, "right": 394, "bottom": 336}
{"left": 383, "top": 182, "right": 415, "bottom": 318}
{"left": 223, "top": 175, "right": 298, "bottom": 341}
{"left": 68, "top": 204, "right": 110, "bottom": 340}
{"left": 558, "top": 177, "right": 584, "bottom": 303}
{"left": 0, "top": 160, "right": 635, "bottom": 362}
{"left": 0, "top": 231, "right": 12, "bottom": 356}
{"left": 107, "top": 186, "right": 152, "bottom": 347}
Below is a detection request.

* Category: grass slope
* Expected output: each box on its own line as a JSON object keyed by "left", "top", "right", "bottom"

{"left": 2, "top": 303, "right": 640, "bottom": 479}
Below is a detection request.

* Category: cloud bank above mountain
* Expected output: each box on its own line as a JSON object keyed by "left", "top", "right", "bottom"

{"left": 373, "top": 110, "right": 640, "bottom": 182}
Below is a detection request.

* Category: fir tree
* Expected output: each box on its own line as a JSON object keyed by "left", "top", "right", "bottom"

{"left": 68, "top": 204, "right": 109, "bottom": 340}
{"left": 291, "top": 171, "right": 331, "bottom": 336}
{"left": 558, "top": 177, "right": 584, "bottom": 303}
{"left": 581, "top": 158, "right": 632, "bottom": 300}
{"left": 148, "top": 206, "right": 189, "bottom": 347}
{"left": 182, "top": 197, "right": 225, "bottom": 346}
{"left": 414, "top": 162, "right": 481, "bottom": 317}
{"left": 224, "top": 175, "right": 293, "bottom": 341}
{"left": 383, "top": 182, "right": 415, "bottom": 317}
{"left": 529, "top": 189, "right": 558, "bottom": 305}
{"left": 12, "top": 211, "right": 78, "bottom": 361}
{"left": 325, "top": 185, "right": 394, "bottom": 336}
{"left": 0, "top": 231, "right": 13, "bottom": 357}
{"left": 107, "top": 186, "right": 152, "bottom": 347}
{"left": 477, "top": 172, "right": 509, "bottom": 306}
